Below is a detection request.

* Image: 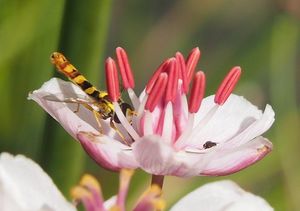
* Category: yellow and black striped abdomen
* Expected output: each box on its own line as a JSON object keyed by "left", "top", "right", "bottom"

{"left": 50, "top": 52, "right": 134, "bottom": 123}
{"left": 51, "top": 52, "right": 107, "bottom": 103}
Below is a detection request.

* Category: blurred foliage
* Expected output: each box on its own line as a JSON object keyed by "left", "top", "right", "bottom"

{"left": 0, "top": 0, "right": 299, "bottom": 210}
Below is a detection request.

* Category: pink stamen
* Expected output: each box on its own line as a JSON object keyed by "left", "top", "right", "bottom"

{"left": 188, "top": 71, "right": 206, "bottom": 113}
{"left": 145, "top": 73, "right": 168, "bottom": 112}
{"left": 146, "top": 59, "right": 171, "bottom": 94}
{"left": 165, "top": 58, "right": 178, "bottom": 103}
{"left": 105, "top": 57, "right": 120, "bottom": 102}
{"left": 116, "top": 47, "right": 135, "bottom": 89}
{"left": 214, "top": 66, "right": 242, "bottom": 105}
{"left": 176, "top": 52, "right": 188, "bottom": 93}
{"left": 186, "top": 47, "right": 201, "bottom": 83}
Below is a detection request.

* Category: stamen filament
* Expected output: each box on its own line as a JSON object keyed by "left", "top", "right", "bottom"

{"left": 162, "top": 102, "right": 173, "bottom": 143}
{"left": 143, "top": 110, "right": 154, "bottom": 135}
{"left": 183, "top": 105, "right": 219, "bottom": 147}
{"left": 175, "top": 112, "right": 195, "bottom": 149}
{"left": 127, "top": 88, "right": 140, "bottom": 110}
{"left": 113, "top": 102, "right": 140, "bottom": 141}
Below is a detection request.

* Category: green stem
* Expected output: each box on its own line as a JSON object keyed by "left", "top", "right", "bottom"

{"left": 270, "top": 14, "right": 300, "bottom": 211}
{"left": 40, "top": 0, "right": 113, "bottom": 196}
{"left": 151, "top": 175, "right": 165, "bottom": 189}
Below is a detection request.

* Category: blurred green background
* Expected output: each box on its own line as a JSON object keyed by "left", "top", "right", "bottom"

{"left": 0, "top": 0, "right": 299, "bottom": 210}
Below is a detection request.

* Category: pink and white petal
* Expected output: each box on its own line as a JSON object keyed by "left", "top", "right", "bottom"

{"left": 132, "top": 135, "right": 212, "bottom": 176}
{"left": 132, "top": 135, "right": 181, "bottom": 175}
{"left": 0, "top": 153, "right": 75, "bottom": 211}
{"left": 170, "top": 180, "right": 273, "bottom": 211}
{"left": 189, "top": 94, "right": 264, "bottom": 147}
{"left": 28, "top": 78, "right": 117, "bottom": 140}
{"left": 199, "top": 136, "right": 272, "bottom": 176}
{"left": 223, "top": 104, "right": 275, "bottom": 148}
{"left": 77, "top": 132, "right": 138, "bottom": 171}
{"left": 169, "top": 152, "right": 207, "bottom": 177}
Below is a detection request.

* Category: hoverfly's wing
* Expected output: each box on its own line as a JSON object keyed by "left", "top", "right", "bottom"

{"left": 43, "top": 93, "right": 96, "bottom": 105}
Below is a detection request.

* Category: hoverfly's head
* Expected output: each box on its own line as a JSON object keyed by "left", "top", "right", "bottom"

{"left": 50, "top": 52, "right": 68, "bottom": 72}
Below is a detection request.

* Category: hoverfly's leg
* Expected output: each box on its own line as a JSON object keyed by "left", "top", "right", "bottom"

{"left": 109, "top": 118, "right": 129, "bottom": 145}
{"left": 73, "top": 103, "right": 80, "bottom": 113}
{"left": 92, "top": 110, "right": 104, "bottom": 134}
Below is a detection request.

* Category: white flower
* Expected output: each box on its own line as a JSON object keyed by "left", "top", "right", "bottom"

{"left": 0, "top": 152, "right": 75, "bottom": 211}
{"left": 171, "top": 180, "right": 273, "bottom": 211}
{"left": 29, "top": 47, "right": 274, "bottom": 177}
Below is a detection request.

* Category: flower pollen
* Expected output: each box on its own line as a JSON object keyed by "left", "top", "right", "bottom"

{"left": 176, "top": 52, "right": 188, "bottom": 93}
{"left": 165, "top": 58, "right": 178, "bottom": 103}
{"left": 188, "top": 71, "right": 206, "bottom": 113}
{"left": 146, "top": 58, "right": 171, "bottom": 94}
{"left": 145, "top": 72, "right": 168, "bottom": 112}
{"left": 105, "top": 57, "right": 120, "bottom": 102}
{"left": 186, "top": 47, "right": 201, "bottom": 83}
{"left": 116, "top": 47, "right": 135, "bottom": 89}
{"left": 214, "top": 66, "right": 241, "bottom": 105}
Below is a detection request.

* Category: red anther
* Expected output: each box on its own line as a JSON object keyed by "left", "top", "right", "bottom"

{"left": 188, "top": 71, "right": 206, "bottom": 113}
{"left": 145, "top": 73, "right": 168, "bottom": 112}
{"left": 214, "top": 66, "right": 242, "bottom": 105}
{"left": 165, "top": 58, "right": 178, "bottom": 103}
{"left": 116, "top": 47, "right": 135, "bottom": 89}
{"left": 146, "top": 58, "right": 171, "bottom": 94}
{"left": 105, "top": 57, "right": 120, "bottom": 102}
{"left": 186, "top": 47, "right": 201, "bottom": 83}
{"left": 176, "top": 52, "right": 188, "bottom": 93}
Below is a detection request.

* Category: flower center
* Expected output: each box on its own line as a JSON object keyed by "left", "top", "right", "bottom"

{"left": 102, "top": 47, "right": 241, "bottom": 150}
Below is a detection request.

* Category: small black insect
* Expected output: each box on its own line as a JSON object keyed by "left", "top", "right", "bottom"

{"left": 203, "top": 141, "right": 217, "bottom": 149}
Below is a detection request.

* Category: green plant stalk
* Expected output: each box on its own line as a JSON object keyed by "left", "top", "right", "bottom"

{"left": 270, "top": 14, "right": 300, "bottom": 211}
{"left": 41, "top": 0, "right": 113, "bottom": 196}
